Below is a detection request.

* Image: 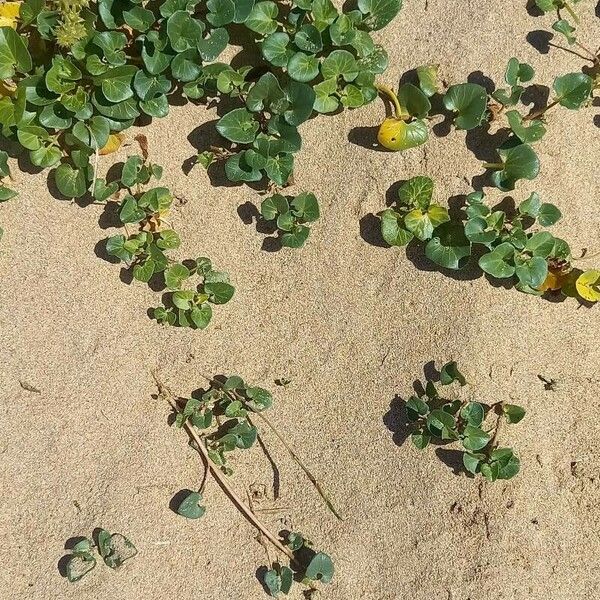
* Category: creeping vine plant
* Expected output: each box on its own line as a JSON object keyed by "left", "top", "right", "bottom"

{"left": 376, "top": 57, "right": 595, "bottom": 191}
{"left": 0, "top": 0, "right": 402, "bottom": 196}
{"left": 405, "top": 362, "right": 525, "bottom": 481}
{"left": 101, "top": 152, "right": 234, "bottom": 326}
{"left": 64, "top": 529, "right": 137, "bottom": 583}
{"left": 377, "top": 175, "right": 599, "bottom": 302}
{"left": 155, "top": 373, "right": 337, "bottom": 597}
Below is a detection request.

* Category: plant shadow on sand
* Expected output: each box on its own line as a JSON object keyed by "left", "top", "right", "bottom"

{"left": 237, "top": 201, "right": 286, "bottom": 252}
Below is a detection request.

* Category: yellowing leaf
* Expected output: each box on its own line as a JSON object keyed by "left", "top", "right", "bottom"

{"left": 99, "top": 133, "right": 124, "bottom": 155}
{"left": 377, "top": 117, "right": 428, "bottom": 151}
{"left": 575, "top": 270, "right": 600, "bottom": 302}
{"left": 0, "top": 80, "right": 16, "bottom": 97}
{"left": 537, "top": 269, "right": 566, "bottom": 292}
{"left": 0, "top": 2, "right": 22, "bottom": 28}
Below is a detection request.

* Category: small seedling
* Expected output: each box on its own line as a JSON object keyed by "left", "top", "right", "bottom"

{"left": 153, "top": 257, "right": 234, "bottom": 329}
{"left": 533, "top": 0, "right": 600, "bottom": 66}
{"left": 376, "top": 175, "right": 599, "bottom": 302}
{"left": 63, "top": 529, "right": 137, "bottom": 583}
{"left": 404, "top": 361, "right": 525, "bottom": 481}
{"left": 153, "top": 372, "right": 338, "bottom": 597}
{"left": 104, "top": 154, "right": 177, "bottom": 285}
{"left": 262, "top": 532, "right": 334, "bottom": 597}
{"left": 260, "top": 192, "right": 320, "bottom": 248}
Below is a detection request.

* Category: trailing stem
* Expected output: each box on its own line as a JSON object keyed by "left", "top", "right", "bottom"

{"left": 376, "top": 84, "right": 404, "bottom": 120}
{"left": 151, "top": 370, "right": 294, "bottom": 561}
{"left": 209, "top": 376, "right": 344, "bottom": 521}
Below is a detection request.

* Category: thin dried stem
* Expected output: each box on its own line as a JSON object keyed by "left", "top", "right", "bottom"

{"left": 208, "top": 376, "right": 344, "bottom": 521}
{"left": 151, "top": 370, "right": 294, "bottom": 561}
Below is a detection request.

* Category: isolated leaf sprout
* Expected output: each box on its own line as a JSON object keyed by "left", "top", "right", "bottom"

{"left": 153, "top": 372, "right": 338, "bottom": 597}
{"left": 153, "top": 257, "right": 235, "bottom": 329}
{"left": 403, "top": 362, "right": 525, "bottom": 481}
{"left": 260, "top": 192, "right": 320, "bottom": 248}
{"left": 62, "top": 529, "right": 137, "bottom": 583}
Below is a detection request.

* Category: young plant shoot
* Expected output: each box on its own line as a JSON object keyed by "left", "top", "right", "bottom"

{"left": 405, "top": 361, "right": 525, "bottom": 481}
{"left": 260, "top": 192, "right": 320, "bottom": 248}
{"left": 63, "top": 529, "right": 137, "bottom": 583}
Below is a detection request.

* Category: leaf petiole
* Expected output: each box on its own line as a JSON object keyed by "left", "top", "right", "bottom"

{"left": 376, "top": 84, "right": 405, "bottom": 120}
{"left": 562, "top": 1, "right": 579, "bottom": 24}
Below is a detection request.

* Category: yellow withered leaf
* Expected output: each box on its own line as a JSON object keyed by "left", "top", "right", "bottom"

{"left": 575, "top": 270, "right": 600, "bottom": 302}
{"left": 537, "top": 269, "right": 566, "bottom": 292}
{"left": 99, "top": 133, "right": 124, "bottom": 155}
{"left": 0, "top": 2, "right": 22, "bottom": 28}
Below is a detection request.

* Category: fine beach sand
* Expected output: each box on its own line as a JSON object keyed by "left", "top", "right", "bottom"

{"left": 1, "top": 1, "right": 599, "bottom": 599}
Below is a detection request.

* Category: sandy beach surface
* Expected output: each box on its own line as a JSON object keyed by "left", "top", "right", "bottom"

{"left": 1, "top": 1, "right": 599, "bottom": 599}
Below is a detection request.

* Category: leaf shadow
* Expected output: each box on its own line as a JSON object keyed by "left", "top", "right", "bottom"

{"left": 526, "top": 29, "right": 553, "bottom": 54}
{"left": 382, "top": 395, "right": 413, "bottom": 448}
{"left": 347, "top": 125, "right": 387, "bottom": 152}
{"left": 526, "top": 0, "right": 545, "bottom": 16}
{"left": 169, "top": 489, "right": 194, "bottom": 515}
{"left": 435, "top": 448, "right": 469, "bottom": 476}
{"left": 237, "top": 201, "right": 283, "bottom": 252}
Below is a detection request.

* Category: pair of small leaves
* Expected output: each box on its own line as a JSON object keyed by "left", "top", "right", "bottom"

{"left": 66, "top": 531, "right": 137, "bottom": 583}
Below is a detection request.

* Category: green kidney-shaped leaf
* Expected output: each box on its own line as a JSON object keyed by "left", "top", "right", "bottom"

{"left": 245, "top": 1, "right": 278, "bottom": 35}
{"left": 305, "top": 552, "right": 334, "bottom": 583}
{"left": 288, "top": 52, "right": 320, "bottom": 83}
{"left": 177, "top": 491, "right": 206, "bottom": 519}
{"left": 503, "top": 404, "right": 525, "bottom": 424}
{"left": 55, "top": 163, "right": 88, "bottom": 198}
{"left": 553, "top": 72, "right": 593, "bottom": 109}
{"left": 478, "top": 242, "right": 515, "bottom": 278}
{"left": 443, "top": 83, "right": 488, "bottom": 130}
{"left": 358, "top": 0, "right": 402, "bottom": 31}
{"left": 217, "top": 108, "right": 259, "bottom": 143}
{"left": 489, "top": 143, "right": 540, "bottom": 191}
{"left": 379, "top": 209, "right": 413, "bottom": 246}
{"left": 425, "top": 221, "right": 471, "bottom": 270}
{"left": 0, "top": 26, "right": 32, "bottom": 79}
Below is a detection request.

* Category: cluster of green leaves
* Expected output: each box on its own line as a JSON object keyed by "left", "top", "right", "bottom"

{"left": 64, "top": 529, "right": 137, "bottom": 583}
{"left": 405, "top": 361, "right": 525, "bottom": 481}
{"left": 378, "top": 175, "right": 598, "bottom": 301}
{"left": 260, "top": 191, "right": 320, "bottom": 248}
{"left": 0, "top": 0, "right": 234, "bottom": 195}
{"left": 153, "top": 257, "right": 235, "bottom": 329}
{"left": 198, "top": 0, "right": 402, "bottom": 187}
{"left": 172, "top": 375, "right": 271, "bottom": 475}
{"left": 103, "top": 155, "right": 177, "bottom": 283}
{"left": 378, "top": 58, "right": 593, "bottom": 190}
{"left": 1, "top": 0, "right": 401, "bottom": 197}
{"left": 263, "top": 532, "right": 334, "bottom": 597}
